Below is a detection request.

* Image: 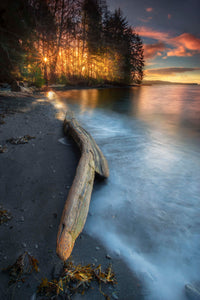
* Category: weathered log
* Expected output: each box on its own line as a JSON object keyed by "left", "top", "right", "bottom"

{"left": 56, "top": 111, "right": 109, "bottom": 261}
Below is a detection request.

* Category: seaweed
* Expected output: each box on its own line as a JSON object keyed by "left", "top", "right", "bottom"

{"left": 6, "top": 135, "right": 35, "bottom": 145}
{"left": 37, "top": 261, "right": 117, "bottom": 299}
{"left": 3, "top": 252, "right": 39, "bottom": 285}
{"left": 0, "top": 145, "right": 7, "bottom": 153}
{"left": 0, "top": 207, "right": 12, "bottom": 224}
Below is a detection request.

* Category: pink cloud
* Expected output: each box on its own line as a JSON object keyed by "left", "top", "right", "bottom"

{"left": 172, "top": 33, "right": 200, "bottom": 51}
{"left": 136, "top": 26, "right": 169, "bottom": 41}
{"left": 146, "top": 7, "right": 153, "bottom": 12}
{"left": 144, "top": 42, "right": 166, "bottom": 59}
{"left": 135, "top": 26, "right": 200, "bottom": 60}
{"left": 138, "top": 16, "right": 153, "bottom": 23}
{"left": 167, "top": 46, "right": 193, "bottom": 57}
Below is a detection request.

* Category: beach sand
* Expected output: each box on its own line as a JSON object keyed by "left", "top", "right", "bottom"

{"left": 0, "top": 92, "right": 143, "bottom": 300}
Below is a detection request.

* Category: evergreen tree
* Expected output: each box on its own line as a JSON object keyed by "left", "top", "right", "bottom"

{"left": 0, "top": 0, "right": 34, "bottom": 82}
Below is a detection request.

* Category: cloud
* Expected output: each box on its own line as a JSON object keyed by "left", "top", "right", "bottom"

{"left": 167, "top": 46, "right": 193, "bottom": 57}
{"left": 135, "top": 26, "right": 200, "bottom": 60}
{"left": 146, "top": 7, "right": 153, "bottom": 12}
{"left": 136, "top": 26, "right": 169, "bottom": 41}
{"left": 146, "top": 67, "right": 200, "bottom": 75}
{"left": 144, "top": 42, "right": 166, "bottom": 59}
{"left": 138, "top": 16, "right": 153, "bottom": 23}
{"left": 172, "top": 33, "right": 200, "bottom": 51}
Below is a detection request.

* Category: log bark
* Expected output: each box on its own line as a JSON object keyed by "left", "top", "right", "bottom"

{"left": 56, "top": 111, "right": 109, "bottom": 261}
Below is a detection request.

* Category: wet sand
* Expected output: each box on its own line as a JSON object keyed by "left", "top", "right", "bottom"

{"left": 0, "top": 92, "right": 143, "bottom": 300}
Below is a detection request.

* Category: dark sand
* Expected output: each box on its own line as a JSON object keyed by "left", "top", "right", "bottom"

{"left": 0, "top": 92, "right": 143, "bottom": 300}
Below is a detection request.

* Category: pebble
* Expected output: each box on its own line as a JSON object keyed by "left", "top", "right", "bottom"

{"left": 20, "top": 216, "right": 24, "bottom": 222}
{"left": 4, "top": 256, "right": 7, "bottom": 260}
{"left": 106, "top": 254, "right": 112, "bottom": 260}
{"left": 22, "top": 242, "right": 26, "bottom": 248}
{"left": 49, "top": 224, "right": 53, "bottom": 229}
{"left": 35, "top": 244, "right": 38, "bottom": 249}
{"left": 96, "top": 246, "right": 100, "bottom": 251}
{"left": 59, "top": 192, "right": 64, "bottom": 196}
{"left": 112, "top": 293, "right": 119, "bottom": 300}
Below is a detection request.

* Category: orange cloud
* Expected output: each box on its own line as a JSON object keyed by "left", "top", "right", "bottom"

{"left": 172, "top": 33, "right": 200, "bottom": 51}
{"left": 144, "top": 42, "right": 166, "bottom": 59}
{"left": 146, "top": 67, "right": 200, "bottom": 75}
{"left": 167, "top": 46, "right": 193, "bottom": 57}
{"left": 136, "top": 26, "right": 169, "bottom": 41}
{"left": 146, "top": 7, "right": 153, "bottom": 12}
{"left": 136, "top": 26, "right": 200, "bottom": 59}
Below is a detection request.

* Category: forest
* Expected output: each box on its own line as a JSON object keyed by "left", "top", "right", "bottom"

{"left": 0, "top": 0, "right": 144, "bottom": 87}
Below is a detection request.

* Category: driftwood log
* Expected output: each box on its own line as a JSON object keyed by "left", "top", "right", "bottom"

{"left": 56, "top": 111, "right": 109, "bottom": 261}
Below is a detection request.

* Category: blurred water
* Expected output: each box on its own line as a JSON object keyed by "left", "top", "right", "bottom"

{"left": 58, "top": 85, "right": 200, "bottom": 300}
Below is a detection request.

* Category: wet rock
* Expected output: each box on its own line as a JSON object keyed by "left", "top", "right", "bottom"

{"left": 30, "top": 293, "right": 37, "bottom": 300}
{"left": 35, "top": 244, "right": 38, "bottom": 249}
{"left": 95, "top": 246, "right": 100, "bottom": 251}
{"left": 11, "top": 81, "right": 21, "bottom": 92}
{"left": 185, "top": 283, "right": 200, "bottom": 300}
{"left": 19, "top": 81, "right": 25, "bottom": 87}
{"left": 106, "top": 254, "right": 112, "bottom": 260}
{"left": 22, "top": 242, "right": 27, "bottom": 248}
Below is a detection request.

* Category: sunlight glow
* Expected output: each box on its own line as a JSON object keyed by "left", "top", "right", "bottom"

{"left": 47, "top": 91, "right": 55, "bottom": 99}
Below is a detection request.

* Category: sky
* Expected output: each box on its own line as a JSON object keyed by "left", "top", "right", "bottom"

{"left": 107, "top": 0, "right": 200, "bottom": 83}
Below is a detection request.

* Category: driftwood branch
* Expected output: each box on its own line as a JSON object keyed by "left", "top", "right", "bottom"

{"left": 56, "top": 111, "right": 109, "bottom": 261}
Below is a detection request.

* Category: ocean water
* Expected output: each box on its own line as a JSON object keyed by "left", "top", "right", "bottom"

{"left": 57, "top": 85, "right": 200, "bottom": 300}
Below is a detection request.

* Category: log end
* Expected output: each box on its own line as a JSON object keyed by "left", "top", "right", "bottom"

{"left": 56, "top": 227, "right": 75, "bottom": 261}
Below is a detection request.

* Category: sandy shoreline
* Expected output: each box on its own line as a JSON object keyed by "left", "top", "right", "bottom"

{"left": 0, "top": 92, "right": 143, "bottom": 299}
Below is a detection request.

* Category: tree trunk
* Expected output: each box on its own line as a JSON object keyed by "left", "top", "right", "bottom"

{"left": 56, "top": 111, "right": 109, "bottom": 261}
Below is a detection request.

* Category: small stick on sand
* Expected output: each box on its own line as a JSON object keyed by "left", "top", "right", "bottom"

{"left": 57, "top": 111, "right": 109, "bottom": 261}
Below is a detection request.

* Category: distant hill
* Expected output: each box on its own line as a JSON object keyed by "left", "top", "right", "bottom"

{"left": 142, "top": 80, "right": 199, "bottom": 86}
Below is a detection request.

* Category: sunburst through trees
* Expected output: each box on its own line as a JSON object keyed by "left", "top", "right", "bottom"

{"left": 0, "top": 0, "right": 144, "bottom": 86}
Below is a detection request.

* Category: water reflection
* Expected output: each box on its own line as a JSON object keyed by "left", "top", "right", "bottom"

{"left": 57, "top": 87, "right": 140, "bottom": 115}
{"left": 57, "top": 85, "right": 200, "bottom": 144}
